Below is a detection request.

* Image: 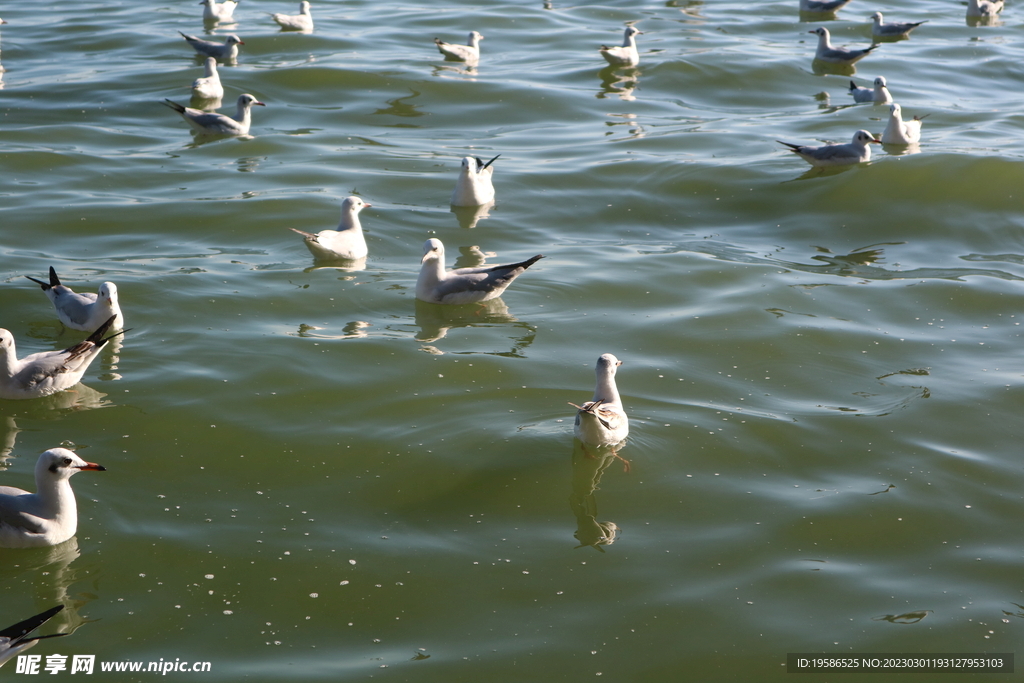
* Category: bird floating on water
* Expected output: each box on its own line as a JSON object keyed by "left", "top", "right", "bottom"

{"left": 881, "top": 103, "right": 924, "bottom": 145}
{"left": 451, "top": 155, "right": 499, "bottom": 207}
{"left": 271, "top": 1, "right": 313, "bottom": 31}
{"left": 434, "top": 32, "right": 483, "bottom": 63}
{"left": 179, "top": 31, "right": 244, "bottom": 60}
{"left": 0, "top": 605, "right": 67, "bottom": 667}
{"left": 416, "top": 238, "right": 543, "bottom": 305}
{"left": 290, "top": 196, "right": 371, "bottom": 260}
{"left": 570, "top": 354, "right": 630, "bottom": 471}
{"left": 848, "top": 76, "right": 892, "bottom": 104}
{"left": 200, "top": 0, "right": 237, "bottom": 22}
{"left": 0, "top": 316, "right": 122, "bottom": 400}
{"left": 966, "top": 0, "right": 1004, "bottom": 17}
{"left": 25, "top": 267, "right": 123, "bottom": 332}
{"left": 191, "top": 57, "right": 224, "bottom": 100}
{"left": 809, "top": 26, "right": 877, "bottom": 65}
{"left": 0, "top": 449, "right": 106, "bottom": 548}
{"left": 599, "top": 26, "right": 641, "bottom": 67}
{"left": 799, "top": 0, "right": 853, "bottom": 12}
{"left": 870, "top": 12, "right": 926, "bottom": 38}
{"left": 163, "top": 93, "right": 265, "bottom": 135}
{"left": 778, "top": 130, "right": 879, "bottom": 167}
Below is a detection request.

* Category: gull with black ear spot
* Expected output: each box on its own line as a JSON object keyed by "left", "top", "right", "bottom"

{"left": 416, "top": 238, "right": 543, "bottom": 305}
{"left": 848, "top": 76, "right": 891, "bottom": 104}
{"left": 191, "top": 57, "right": 224, "bottom": 100}
{"left": 881, "top": 103, "right": 925, "bottom": 145}
{"left": 778, "top": 130, "right": 879, "bottom": 167}
{"left": 599, "top": 26, "right": 641, "bottom": 67}
{"left": 179, "top": 31, "right": 244, "bottom": 60}
{"left": 0, "top": 605, "right": 68, "bottom": 666}
{"left": 290, "top": 196, "right": 371, "bottom": 260}
{"left": 163, "top": 93, "right": 265, "bottom": 136}
{"left": 0, "top": 316, "right": 125, "bottom": 400}
{"left": 451, "top": 154, "right": 499, "bottom": 207}
{"left": 809, "top": 26, "right": 877, "bottom": 65}
{"left": 25, "top": 267, "right": 123, "bottom": 332}
{"left": 0, "top": 448, "right": 106, "bottom": 548}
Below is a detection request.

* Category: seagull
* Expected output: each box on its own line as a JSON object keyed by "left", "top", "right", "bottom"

{"left": 966, "top": 0, "right": 1004, "bottom": 17}
{"left": 271, "top": 1, "right": 313, "bottom": 30}
{"left": 848, "top": 76, "right": 892, "bottom": 104}
{"left": 0, "top": 316, "right": 122, "bottom": 400}
{"left": 800, "top": 0, "right": 853, "bottom": 12}
{"left": 451, "top": 154, "right": 499, "bottom": 207}
{"left": 881, "top": 103, "right": 924, "bottom": 144}
{"left": 570, "top": 354, "right": 629, "bottom": 447}
{"left": 416, "top": 238, "right": 543, "bottom": 305}
{"left": 599, "top": 26, "right": 641, "bottom": 67}
{"left": 434, "top": 31, "right": 483, "bottom": 63}
{"left": 162, "top": 93, "right": 265, "bottom": 135}
{"left": 25, "top": 267, "right": 123, "bottom": 332}
{"left": 778, "top": 130, "right": 879, "bottom": 167}
{"left": 179, "top": 31, "right": 244, "bottom": 60}
{"left": 0, "top": 449, "right": 106, "bottom": 548}
{"left": 191, "top": 57, "right": 223, "bottom": 100}
{"left": 200, "top": 0, "right": 237, "bottom": 22}
{"left": 290, "top": 196, "right": 371, "bottom": 260}
{"left": 0, "top": 606, "right": 67, "bottom": 667}
{"left": 870, "top": 12, "right": 926, "bottom": 38}
{"left": 809, "top": 26, "right": 877, "bottom": 64}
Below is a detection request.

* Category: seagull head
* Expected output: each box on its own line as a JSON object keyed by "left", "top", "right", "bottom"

{"left": 870, "top": 11, "right": 883, "bottom": 22}
{"left": 238, "top": 93, "right": 265, "bottom": 108}
{"left": 874, "top": 76, "right": 887, "bottom": 87}
{"left": 98, "top": 282, "right": 118, "bottom": 307}
{"left": 300, "top": 1, "right": 311, "bottom": 11}
{"left": 853, "top": 129, "right": 881, "bottom": 145}
{"left": 625, "top": 26, "right": 642, "bottom": 37}
{"left": 0, "top": 329, "right": 15, "bottom": 355}
{"left": 597, "top": 353, "right": 623, "bottom": 374}
{"left": 341, "top": 196, "right": 371, "bottom": 213}
{"left": 468, "top": 31, "right": 484, "bottom": 43}
{"left": 225, "top": 34, "right": 244, "bottom": 46}
{"left": 809, "top": 26, "right": 829, "bottom": 39}
{"left": 39, "top": 448, "right": 106, "bottom": 482}
{"left": 889, "top": 103, "right": 901, "bottom": 117}
{"left": 421, "top": 238, "right": 444, "bottom": 264}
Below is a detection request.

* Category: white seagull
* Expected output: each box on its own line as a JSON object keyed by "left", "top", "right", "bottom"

{"left": 290, "top": 196, "right": 371, "bottom": 260}
{"left": 778, "top": 130, "right": 879, "bottom": 167}
{"left": 0, "top": 449, "right": 106, "bottom": 548}
{"left": 881, "top": 103, "right": 924, "bottom": 144}
{"left": 599, "top": 26, "right": 641, "bottom": 67}
{"left": 800, "top": 0, "right": 853, "bottom": 12}
{"left": 570, "top": 354, "right": 629, "bottom": 450}
{"left": 809, "top": 26, "right": 877, "bottom": 64}
{"left": 848, "top": 76, "right": 892, "bottom": 104}
{"left": 200, "top": 0, "right": 237, "bottom": 22}
{"left": 163, "top": 93, "right": 265, "bottom": 135}
{"left": 870, "top": 12, "right": 926, "bottom": 38}
{"left": 25, "top": 267, "right": 123, "bottom": 332}
{"left": 451, "top": 154, "right": 499, "bottom": 207}
{"left": 966, "top": 0, "right": 1004, "bottom": 17}
{"left": 272, "top": 1, "right": 313, "bottom": 30}
{"left": 434, "top": 31, "right": 483, "bottom": 63}
{"left": 0, "top": 316, "right": 122, "bottom": 400}
{"left": 179, "top": 31, "right": 244, "bottom": 60}
{"left": 191, "top": 57, "right": 224, "bottom": 100}
{"left": 416, "top": 238, "right": 543, "bottom": 305}
{"left": 0, "top": 606, "right": 67, "bottom": 667}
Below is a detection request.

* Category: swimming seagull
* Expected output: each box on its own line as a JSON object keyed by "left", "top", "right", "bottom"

{"left": 25, "top": 267, "right": 123, "bottom": 332}
{"left": 870, "top": 12, "right": 926, "bottom": 38}
{"left": 290, "top": 196, "right": 371, "bottom": 260}
{"left": 162, "top": 93, "right": 265, "bottom": 135}
{"left": 416, "top": 238, "right": 543, "bottom": 305}
{"left": 778, "top": 130, "right": 879, "bottom": 167}
{"left": 200, "top": 0, "right": 237, "bottom": 22}
{"left": 599, "top": 26, "right": 641, "bottom": 67}
{"left": 0, "top": 606, "right": 67, "bottom": 667}
{"left": 434, "top": 32, "right": 483, "bottom": 63}
{"left": 881, "top": 103, "right": 924, "bottom": 144}
{"left": 0, "top": 316, "right": 123, "bottom": 400}
{"left": 570, "top": 354, "right": 630, "bottom": 470}
{"left": 800, "top": 0, "right": 853, "bottom": 12}
{"left": 271, "top": 1, "right": 313, "bottom": 31}
{"left": 179, "top": 31, "right": 244, "bottom": 60}
{"left": 0, "top": 449, "right": 106, "bottom": 548}
{"left": 966, "top": 0, "right": 1004, "bottom": 17}
{"left": 809, "top": 26, "right": 877, "bottom": 64}
{"left": 191, "top": 57, "right": 224, "bottom": 100}
{"left": 848, "top": 76, "right": 892, "bottom": 104}
{"left": 451, "top": 154, "right": 499, "bottom": 206}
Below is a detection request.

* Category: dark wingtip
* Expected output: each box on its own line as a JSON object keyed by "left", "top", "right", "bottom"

{"left": 48, "top": 266, "right": 61, "bottom": 287}
{"left": 0, "top": 605, "right": 64, "bottom": 641}
{"left": 25, "top": 275, "right": 50, "bottom": 290}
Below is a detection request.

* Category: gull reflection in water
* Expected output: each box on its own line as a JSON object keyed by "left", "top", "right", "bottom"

{"left": 294, "top": 321, "right": 371, "bottom": 339}
{"left": 302, "top": 256, "right": 368, "bottom": 273}
{"left": 597, "top": 66, "right": 640, "bottom": 101}
{"left": 451, "top": 201, "right": 495, "bottom": 229}
{"left": 568, "top": 439, "right": 628, "bottom": 552}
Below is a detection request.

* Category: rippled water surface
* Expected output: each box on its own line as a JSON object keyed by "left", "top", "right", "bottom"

{"left": 2, "top": 0, "right": 1024, "bottom": 680}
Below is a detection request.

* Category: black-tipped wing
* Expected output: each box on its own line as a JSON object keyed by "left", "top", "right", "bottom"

{"left": 0, "top": 606, "right": 64, "bottom": 643}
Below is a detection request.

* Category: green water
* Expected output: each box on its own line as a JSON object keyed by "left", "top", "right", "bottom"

{"left": 2, "top": 0, "right": 1024, "bottom": 680}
